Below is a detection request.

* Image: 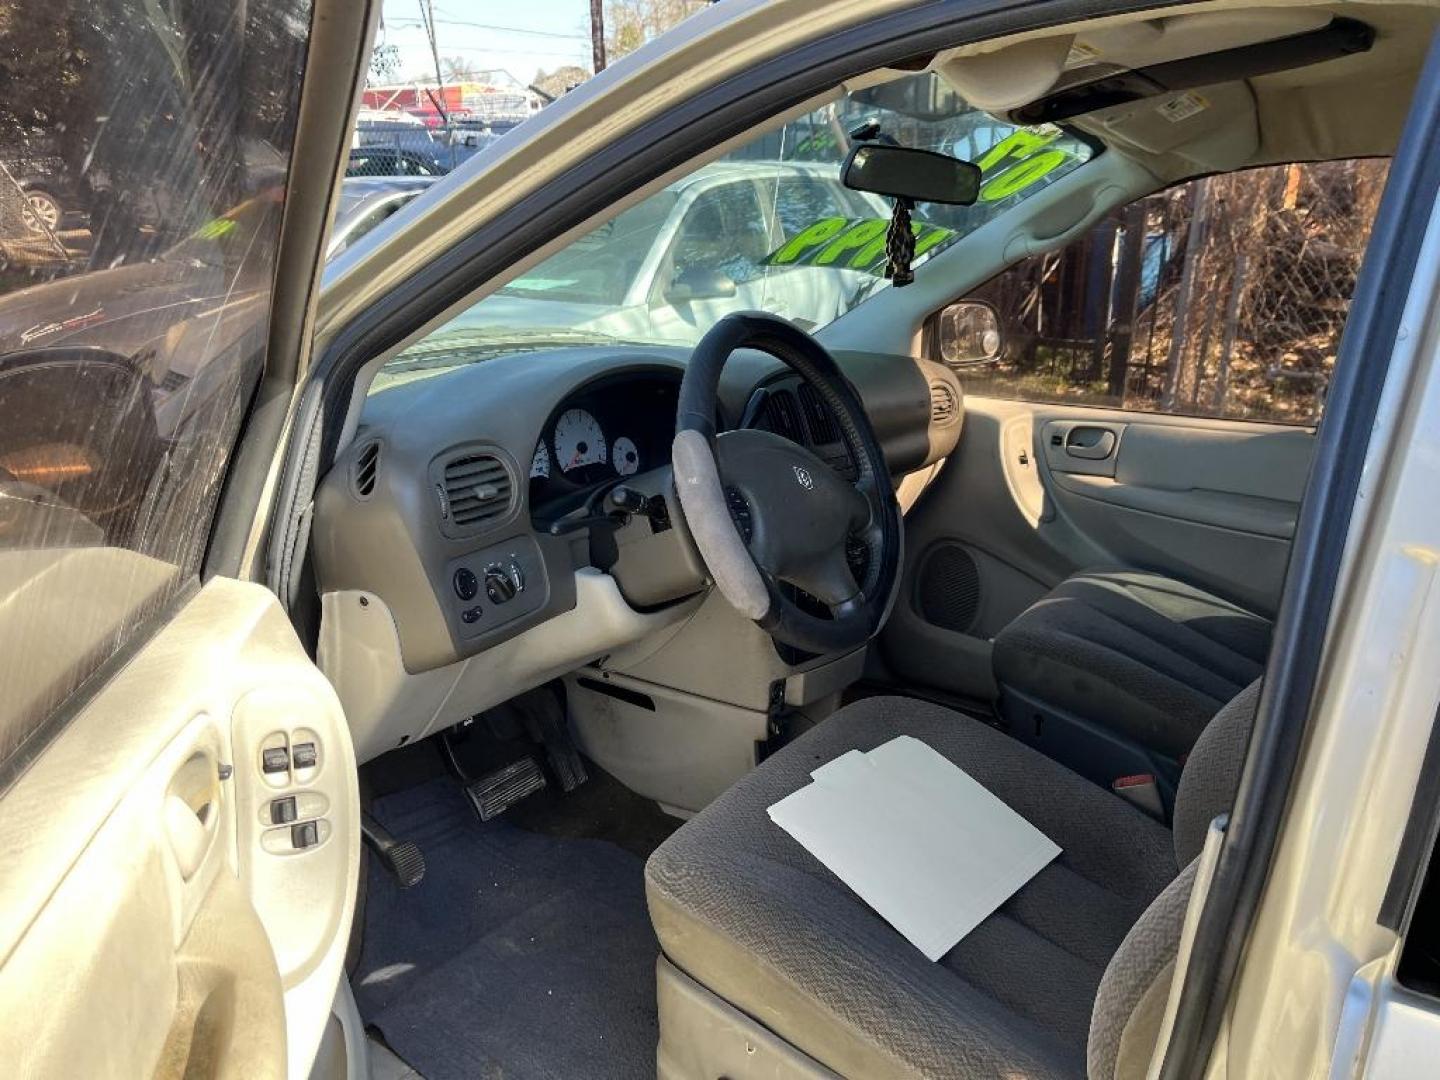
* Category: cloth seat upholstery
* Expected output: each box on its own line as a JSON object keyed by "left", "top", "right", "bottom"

{"left": 645, "top": 683, "right": 1261, "bottom": 1078}
{"left": 992, "top": 569, "right": 1271, "bottom": 758}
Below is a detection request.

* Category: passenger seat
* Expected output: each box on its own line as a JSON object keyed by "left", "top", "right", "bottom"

{"left": 992, "top": 569, "right": 1272, "bottom": 794}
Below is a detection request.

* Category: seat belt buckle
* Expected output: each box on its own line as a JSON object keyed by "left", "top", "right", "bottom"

{"left": 1112, "top": 773, "right": 1164, "bottom": 819}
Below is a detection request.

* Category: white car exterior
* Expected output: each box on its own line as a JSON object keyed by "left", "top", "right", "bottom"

{"left": 435, "top": 160, "right": 889, "bottom": 346}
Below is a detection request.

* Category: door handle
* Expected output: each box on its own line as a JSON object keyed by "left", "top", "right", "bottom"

{"left": 1064, "top": 426, "right": 1117, "bottom": 460}
{"left": 165, "top": 752, "right": 221, "bottom": 881}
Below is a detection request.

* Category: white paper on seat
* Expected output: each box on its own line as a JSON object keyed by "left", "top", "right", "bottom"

{"left": 766, "top": 735, "right": 1060, "bottom": 961}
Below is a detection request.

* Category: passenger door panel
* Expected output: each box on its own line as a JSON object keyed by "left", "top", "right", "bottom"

{"left": 883, "top": 396, "right": 1313, "bottom": 700}
{"left": 0, "top": 578, "right": 359, "bottom": 1079}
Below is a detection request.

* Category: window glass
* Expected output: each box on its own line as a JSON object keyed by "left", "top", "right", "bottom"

{"left": 669, "top": 182, "right": 769, "bottom": 286}
{"left": 957, "top": 160, "right": 1390, "bottom": 424}
{"left": 376, "top": 72, "right": 1094, "bottom": 385}
{"left": 0, "top": 0, "right": 311, "bottom": 763}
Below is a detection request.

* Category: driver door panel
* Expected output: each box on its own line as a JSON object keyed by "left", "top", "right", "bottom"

{"left": 0, "top": 579, "right": 359, "bottom": 1079}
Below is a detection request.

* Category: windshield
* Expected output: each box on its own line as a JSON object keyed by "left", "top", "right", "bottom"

{"left": 379, "top": 71, "right": 1094, "bottom": 380}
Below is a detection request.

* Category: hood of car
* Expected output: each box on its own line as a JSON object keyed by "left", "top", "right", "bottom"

{"left": 0, "top": 256, "right": 268, "bottom": 377}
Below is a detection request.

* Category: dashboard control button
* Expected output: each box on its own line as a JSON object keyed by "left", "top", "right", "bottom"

{"left": 485, "top": 569, "right": 518, "bottom": 604}
{"left": 453, "top": 567, "right": 479, "bottom": 601}
{"left": 507, "top": 561, "right": 525, "bottom": 593}
{"left": 261, "top": 746, "right": 289, "bottom": 775}
{"left": 271, "top": 796, "right": 298, "bottom": 825}
{"left": 292, "top": 821, "right": 319, "bottom": 850}
{"left": 461, "top": 605, "right": 482, "bottom": 624}
{"left": 291, "top": 741, "right": 318, "bottom": 770}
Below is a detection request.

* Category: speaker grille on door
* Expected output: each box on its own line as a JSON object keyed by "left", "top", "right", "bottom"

{"left": 916, "top": 544, "right": 981, "bottom": 635}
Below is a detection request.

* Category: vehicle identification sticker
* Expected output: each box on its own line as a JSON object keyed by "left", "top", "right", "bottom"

{"left": 763, "top": 217, "right": 957, "bottom": 275}
{"left": 1158, "top": 92, "right": 1209, "bottom": 123}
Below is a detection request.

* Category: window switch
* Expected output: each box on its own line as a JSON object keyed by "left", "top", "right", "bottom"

{"left": 271, "top": 796, "right": 297, "bottom": 825}
{"left": 262, "top": 746, "right": 289, "bottom": 774}
{"left": 292, "top": 742, "right": 318, "bottom": 770}
{"left": 292, "top": 820, "right": 319, "bottom": 849}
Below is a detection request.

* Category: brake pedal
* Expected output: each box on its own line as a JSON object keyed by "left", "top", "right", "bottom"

{"left": 465, "top": 756, "right": 547, "bottom": 821}
{"left": 361, "top": 812, "right": 426, "bottom": 888}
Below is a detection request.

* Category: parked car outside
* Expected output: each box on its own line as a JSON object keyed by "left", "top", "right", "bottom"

{"left": 327, "top": 177, "right": 435, "bottom": 258}
{"left": 401, "top": 160, "right": 892, "bottom": 354}
{"left": 0, "top": 136, "right": 90, "bottom": 233}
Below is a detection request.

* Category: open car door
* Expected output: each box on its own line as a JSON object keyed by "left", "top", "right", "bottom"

{"left": 0, "top": 1, "right": 375, "bottom": 1076}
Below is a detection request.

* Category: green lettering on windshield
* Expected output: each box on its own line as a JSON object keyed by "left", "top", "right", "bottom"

{"left": 765, "top": 217, "right": 957, "bottom": 277}
{"left": 770, "top": 217, "right": 849, "bottom": 264}
{"left": 974, "top": 128, "right": 1079, "bottom": 202}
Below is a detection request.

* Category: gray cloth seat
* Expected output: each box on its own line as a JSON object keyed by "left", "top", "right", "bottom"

{"left": 992, "top": 569, "right": 1272, "bottom": 759}
{"left": 645, "top": 684, "right": 1261, "bottom": 1079}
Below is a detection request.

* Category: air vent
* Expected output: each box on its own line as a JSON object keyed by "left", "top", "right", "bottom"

{"left": 439, "top": 452, "right": 513, "bottom": 532}
{"left": 351, "top": 440, "right": 381, "bottom": 499}
{"left": 930, "top": 381, "right": 960, "bottom": 425}
{"left": 797, "top": 383, "right": 841, "bottom": 445}
{"left": 763, "top": 389, "right": 805, "bottom": 443}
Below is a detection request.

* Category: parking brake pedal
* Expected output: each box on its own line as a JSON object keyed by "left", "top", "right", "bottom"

{"left": 361, "top": 812, "right": 425, "bottom": 888}
{"left": 466, "top": 757, "right": 547, "bottom": 821}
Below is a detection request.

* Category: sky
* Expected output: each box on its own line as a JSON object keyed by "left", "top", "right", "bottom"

{"left": 377, "top": 1, "right": 599, "bottom": 85}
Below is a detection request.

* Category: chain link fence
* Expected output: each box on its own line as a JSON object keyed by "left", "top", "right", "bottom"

{"left": 965, "top": 158, "right": 1390, "bottom": 424}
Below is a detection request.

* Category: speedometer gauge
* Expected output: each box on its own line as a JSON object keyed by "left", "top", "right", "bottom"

{"left": 529, "top": 440, "right": 550, "bottom": 479}
{"left": 554, "top": 408, "right": 607, "bottom": 473}
{"left": 612, "top": 436, "right": 640, "bottom": 477}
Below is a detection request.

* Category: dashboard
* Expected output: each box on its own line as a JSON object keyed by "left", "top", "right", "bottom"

{"left": 311, "top": 341, "right": 962, "bottom": 760}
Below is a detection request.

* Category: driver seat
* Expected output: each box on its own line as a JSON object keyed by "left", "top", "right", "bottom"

{"left": 645, "top": 682, "right": 1259, "bottom": 1078}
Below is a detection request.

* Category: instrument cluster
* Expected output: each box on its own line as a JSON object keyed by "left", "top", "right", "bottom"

{"left": 527, "top": 371, "right": 681, "bottom": 515}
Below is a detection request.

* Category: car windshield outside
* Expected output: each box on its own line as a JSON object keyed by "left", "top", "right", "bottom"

{"left": 376, "top": 71, "right": 1093, "bottom": 384}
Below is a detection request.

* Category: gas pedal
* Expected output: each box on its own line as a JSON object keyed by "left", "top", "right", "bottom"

{"left": 514, "top": 688, "right": 588, "bottom": 793}
{"left": 465, "top": 756, "right": 547, "bottom": 821}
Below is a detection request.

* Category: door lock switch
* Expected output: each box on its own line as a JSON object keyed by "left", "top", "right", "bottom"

{"left": 270, "top": 796, "right": 298, "bottom": 825}
{"left": 292, "top": 820, "right": 319, "bottom": 849}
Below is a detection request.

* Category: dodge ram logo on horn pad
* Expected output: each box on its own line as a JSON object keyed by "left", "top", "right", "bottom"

{"left": 793, "top": 465, "right": 814, "bottom": 490}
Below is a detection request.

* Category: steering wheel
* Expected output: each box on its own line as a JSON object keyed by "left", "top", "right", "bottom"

{"left": 672, "top": 312, "right": 902, "bottom": 654}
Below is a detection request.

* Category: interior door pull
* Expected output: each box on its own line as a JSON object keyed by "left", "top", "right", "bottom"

{"left": 1065, "top": 426, "right": 1117, "bottom": 460}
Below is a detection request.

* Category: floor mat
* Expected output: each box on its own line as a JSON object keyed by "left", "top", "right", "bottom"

{"left": 353, "top": 777, "right": 662, "bottom": 1079}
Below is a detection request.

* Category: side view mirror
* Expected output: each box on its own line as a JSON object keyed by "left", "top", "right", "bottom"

{"left": 665, "top": 266, "right": 737, "bottom": 303}
{"left": 842, "top": 143, "right": 981, "bottom": 206}
{"left": 936, "top": 301, "right": 1003, "bottom": 367}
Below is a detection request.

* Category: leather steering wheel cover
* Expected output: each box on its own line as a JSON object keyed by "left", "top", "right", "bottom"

{"left": 673, "top": 311, "right": 902, "bottom": 654}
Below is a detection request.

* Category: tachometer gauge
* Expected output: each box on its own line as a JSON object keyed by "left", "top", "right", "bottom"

{"left": 554, "top": 408, "right": 607, "bottom": 473}
{"left": 529, "top": 440, "right": 550, "bottom": 479}
{"left": 612, "top": 436, "right": 640, "bottom": 477}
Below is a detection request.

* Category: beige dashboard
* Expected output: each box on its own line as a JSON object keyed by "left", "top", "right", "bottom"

{"left": 313, "top": 343, "right": 961, "bottom": 764}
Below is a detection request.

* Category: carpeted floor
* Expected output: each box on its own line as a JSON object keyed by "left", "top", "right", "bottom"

{"left": 353, "top": 773, "right": 673, "bottom": 1079}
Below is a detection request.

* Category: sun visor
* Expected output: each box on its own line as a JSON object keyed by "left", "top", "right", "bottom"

{"left": 938, "top": 9, "right": 1340, "bottom": 116}
{"left": 935, "top": 36, "right": 1074, "bottom": 113}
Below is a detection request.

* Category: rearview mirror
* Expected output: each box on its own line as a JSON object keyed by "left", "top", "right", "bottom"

{"left": 665, "top": 267, "right": 737, "bottom": 303}
{"left": 936, "top": 301, "right": 1003, "bottom": 367}
{"left": 842, "top": 144, "right": 981, "bottom": 206}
